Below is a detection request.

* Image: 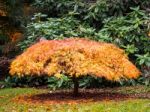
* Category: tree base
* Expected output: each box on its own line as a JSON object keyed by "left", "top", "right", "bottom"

{"left": 72, "top": 75, "right": 79, "bottom": 97}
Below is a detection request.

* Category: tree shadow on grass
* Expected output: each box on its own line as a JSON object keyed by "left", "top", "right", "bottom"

{"left": 14, "top": 89, "right": 136, "bottom": 105}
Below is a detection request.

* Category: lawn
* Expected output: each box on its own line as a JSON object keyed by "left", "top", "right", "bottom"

{"left": 0, "top": 86, "right": 149, "bottom": 112}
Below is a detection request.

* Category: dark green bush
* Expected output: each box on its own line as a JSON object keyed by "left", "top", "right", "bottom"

{"left": 47, "top": 75, "right": 73, "bottom": 90}
{"left": 18, "top": 16, "right": 95, "bottom": 50}
{"left": 32, "top": 0, "right": 150, "bottom": 28}
{"left": 32, "top": 0, "right": 88, "bottom": 17}
{"left": 95, "top": 7, "right": 150, "bottom": 86}
{"left": 0, "top": 76, "right": 48, "bottom": 88}
{"left": 96, "top": 7, "right": 150, "bottom": 62}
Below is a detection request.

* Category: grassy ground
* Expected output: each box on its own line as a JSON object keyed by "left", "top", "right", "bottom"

{"left": 0, "top": 86, "right": 150, "bottom": 112}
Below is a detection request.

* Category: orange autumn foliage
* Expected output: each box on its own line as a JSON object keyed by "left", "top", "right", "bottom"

{"left": 10, "top": 38, "right": 140, "bottom": 81}
{"left": 10, "top": 32, "right": 23, "bottom": 42}
{"left": 0, "top": 10, "right": 6, "bottom": 16}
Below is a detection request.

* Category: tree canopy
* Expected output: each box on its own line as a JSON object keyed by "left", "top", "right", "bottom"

{"left": 10, "top": 38, "right": 140, "bottom": 81}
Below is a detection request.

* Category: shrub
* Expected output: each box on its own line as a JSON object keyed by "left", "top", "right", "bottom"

{"left": 18, "top": 16, "right": 95, "bottom": 50}
{"left": 10, "top": 38, "right": 140, "bottom": 95}
{"left": 33, "top": 0, "right": 150, "bottom": 28}
{"left": 47, "top": 75, "right": 73, "bottom": 90}
{"left": 32, "top": 0, "right": 88, "bottom": 17}
{"left": 95, "top": 7, "right": 150, "bottom": 85}
{"left": 96, "top": 7, "right": 150, "bottom": 64}
{"left": 0, "top": 76, "right": 48, "bottom": 88}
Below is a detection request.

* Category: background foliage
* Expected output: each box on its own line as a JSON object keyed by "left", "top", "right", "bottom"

{"left": 0, "top": 0, "right": 150, "bottom": 88}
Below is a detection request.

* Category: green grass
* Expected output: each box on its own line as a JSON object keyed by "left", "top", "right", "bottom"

{"left": 0, "top": 86, "right": 149, "bottom": 112}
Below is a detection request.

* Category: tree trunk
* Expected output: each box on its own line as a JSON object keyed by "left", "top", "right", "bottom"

{"left": 72, "top": 75, "right": 79, "bottom": 97}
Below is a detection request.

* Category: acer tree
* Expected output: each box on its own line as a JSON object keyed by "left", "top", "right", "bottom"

{"left": 10, "top": 38, "right": 140, "bottom": 96}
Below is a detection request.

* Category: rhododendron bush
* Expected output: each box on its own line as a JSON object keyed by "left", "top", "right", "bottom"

{"left": 10, "top": 38, "right": 140, "bottom": 95}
